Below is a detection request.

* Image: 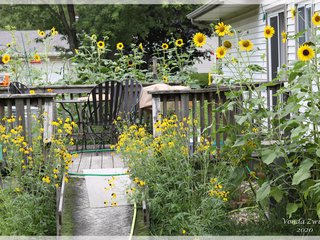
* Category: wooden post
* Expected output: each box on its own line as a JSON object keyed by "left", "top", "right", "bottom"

{"left": 152, "top": 56, "right": 158, "bottom": 79}
{"left": 152, "top": 95, "right": 161, "bottom": 137}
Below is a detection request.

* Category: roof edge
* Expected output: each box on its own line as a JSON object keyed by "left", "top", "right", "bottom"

{"left": 186, "top": 0, "right": 223, "bottom": 20}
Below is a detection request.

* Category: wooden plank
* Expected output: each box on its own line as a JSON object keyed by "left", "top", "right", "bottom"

{"left": 43, "top": 99, "right": 55, "bottom": 143}
{"left": 200, "top": 93, "right": 205, "bottom": 133}
{"left": 26, "top": 98, "right": 32, "bottom": 145}
{"left": 181, "top": 93, "right": 189, "bottom": 120}
{"left": 0, "top": 101, "right": 5, "bottom": 125}
{"left": 221, "top": 92, "right": 228, "bottom": 140}
{"left": 207, "top": 92, "right": 213, "bottom": 142}
{"left": 192, "top": 93, "right": 197, "bottom": 153}
{"left": 174, "top": 95, "right": 180, "bottom": 120}
{"left": 15, "top": 98, "right": 25, "bottom": 135}
{"left": 152, "top": 95, "right": 161, "bottom": 137}
{"left": 163, "top": 95, "right": 168, "bottom": 117}
{"left": 215, "top": 94, "right": 221, "bottom": 149}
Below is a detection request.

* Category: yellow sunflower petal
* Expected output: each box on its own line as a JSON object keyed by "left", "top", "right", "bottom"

{"left": 297, "top": 44, "right": 315, "bottom": 61}
{"left": 193, "top": 32, "right": 206, "bottom": 48}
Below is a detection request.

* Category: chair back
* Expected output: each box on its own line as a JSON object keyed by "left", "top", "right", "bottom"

{"left": 121, "top": 78, "right": 142, "bottom": 124}
{"left": 85, "top": 80, "right": 123, "bottom": 126}
{"left": 8, "top": 82, "right": 29, "bottom": 94}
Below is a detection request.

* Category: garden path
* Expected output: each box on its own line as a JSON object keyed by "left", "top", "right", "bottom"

{"left": 63, "top": 151, "right": 133, "bottom": 236}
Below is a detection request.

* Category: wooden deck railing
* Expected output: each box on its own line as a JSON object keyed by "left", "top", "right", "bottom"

{"left": 0, "top": 93, "right": 56, "bottom": 144}
{"left": 149, "top": 82, "right": 288, "bottom": 149}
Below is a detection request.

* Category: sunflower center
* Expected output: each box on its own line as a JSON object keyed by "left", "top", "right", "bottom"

{"left": 218, "top": 26, "right": 225, "bottom": 32}
{"left": 219, "top": 50, "right": 225, "bottom": 55}
{"left": 266, "top": 29, "right": 270, "bottom": 34}
{"left": 178, "top": 40, "right": 182, "bottom": 44}
{"left": 224, "top": 41, "right": 231, "bottom": 48}
{"left": 315, "top": 15, "right": 320, "bottom": 22}
{"left": 242, "top": 41, "right": 249, "bottom": 47}
{"left": 197, "top": 36, "right": 204, "bottom": 43}
{"left": 303, "top": 49, "right": 310, "bottom": 56}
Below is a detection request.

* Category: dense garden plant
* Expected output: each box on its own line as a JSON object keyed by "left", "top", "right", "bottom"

{"left": 0, "top": 115, "right": 77, "bottom": 235}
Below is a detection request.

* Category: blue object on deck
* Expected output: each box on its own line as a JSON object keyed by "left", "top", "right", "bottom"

{"left": 0, "top": 144, "right": 3, "bottom": 162}
{"left": 212, "top": 140, "right": 224, "bottom": 147}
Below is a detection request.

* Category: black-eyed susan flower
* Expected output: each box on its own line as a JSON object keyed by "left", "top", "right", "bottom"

{"left": 216, "top": 46, "right": 227, "bottom": 59}
{"left": 42, "top": 176, "right": 50, "bottom": 183}
{"left": 111, "top": 193, "right": 117, "bottom": 199}
{"left": 175, "top": 39, "right": 184, "bottom": 47}
{"left": 34, "top": 54, "right": 41, "bottom": 62}
{"left": 281, "top": 31, "right": 287, "bottom": 43}
{"left": 97, "top": 41, "right": 105, "bottom": 49}
{"left": 6, "top": 43, "right": 11, "bottom": 48}
{"left": 162, "top": 43, "right": 169, "bottom": 50}
{"left": 215, "top": 22, "right": 231, "bottom": 36}
{"left": 223, "top": 40, "right": 232, "bottom": 49}
{"left": 47, "top": 88, "right": 53, "bottom": 93}
{"left": 297, "top": 44, "right": 315, "bottom": 61}
{"left": 163, "top": 76, "right": 168, "bottom": 83}
{"left": 38, "top": 30, "right": 45, "bottom": 37}
{"left": 29, "top": 90, "right": 35, "bottom": 94}
{"left": 111, "top": 202, "right": 118, "bottom": 207}
{"left": 128, "top": 60, "right": 134, "bottom": 67}
{"left": 116, "top": 42, "right": 124, "bottom": 50}
{"left": 210, "top": 177, "right": 217, "bottom": 183}
{"left": 51, "top": 27, "right": 58, "bottom": 36}
{"left": 104, "top": 201, "right": 109, "bottom": 206}
{"left": 139, "top": 180, "right": 146, "bottom": 186}
{"left": 312, "top": 12, "right": 320, "bottom": 26}
{"left": 139, "top": 43, "right": 144, "bottom": 51}
{"left": 239, "top": 39, "right": 253, "bottom": 51}
{"left": 290, "top": 7, "right": 296, "bottom": 20}
{"left": 264, "top": 25, "right": 275, "bottom": 38}
{"left": 2, "top": 54, "right": 10, "bottom": 64}
{"left": 193, "top": 32, "right": 206, "bottom": 47}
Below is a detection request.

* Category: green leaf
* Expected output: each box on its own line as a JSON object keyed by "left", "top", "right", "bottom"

{"left": 293, "top": 60, "right": 306, "bottom": 70}
{"left": 286, "top": 203, "right": 301, "bottom": 218}
{"left": 270, "top": 187, "right": 283, "bottom": 203}
{"left": 292, "top": 159, "right": 314, "bottom": 185}
{"left": 261, "top": 149, "right": 277, "bottom": 165}
{"left": 233, "top": 138, "right": 246, "bottom": 147}
{"left": 317, "top": 203, "right": 320, "bottom": 219}
{"left": 288, "top": 71, "right": 298, "bottom": 81}
{"left": 291, "top": 126, "right": 307, "bottom": 139}
{"left": 235, "top": 115, "right": 247, "bottom": 125}
{"left": 316, "top": 149, "right": 320, "bottom": 158}
{"left": 256, "top": 181, "right": 270, "bottom": 202}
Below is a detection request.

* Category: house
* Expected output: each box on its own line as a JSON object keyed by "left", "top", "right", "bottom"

{"left": 0, "top": 30, "right": 70, "bottom": 84}
{"left": 187, "top": 0, "right": 320, "bottom": 82}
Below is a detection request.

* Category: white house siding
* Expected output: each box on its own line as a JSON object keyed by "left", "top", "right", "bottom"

{"left": 193, "top": 37, "right": 219, "bottom": 73}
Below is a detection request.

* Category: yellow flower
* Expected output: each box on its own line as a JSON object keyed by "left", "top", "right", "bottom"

{"left": 182, "top": 229, "right": 187, "bottom": 235}
{"left": 312, "top": 12, "right": 320, "bottom": 26}
{"left": 104, "top": 201, "right": 109, "bottom": 206}
{"left": 6, "top": 43, "right": 11, "bottom": 48}
{"left": 75, "top": 49, "right": 79, "bottom": 55}
{"left": 116, "top": 42, "right": 124, "bottom": 50}
{"left": 281, "top": 31, "right": 287, "bottom": 43}
{"left": 139, "top": 180, "right": 146, "bottom": 186}
{"left": 42, "top": 176, "right": 51, "bottom": 184}
{"left": 216, "top": 46, "right": 227, "bottom": 59}
{"left": 111, "top": 193, "right": 117, "bottom": 199}
{"left": 264, "top": 25, "right": 275, "bottom": 38}
{"left": 38, "top": 30, "right": 45, "bottom": 37}
{"left": 51, "top": 27, "right": 58, "bottom": 35}
{"left": 2, "top": 54, "right": 10, "bottom": 64}
{"left": 29, "top": 90, "right": 35, "bottom": 94}
{"left": 290, "top": 7, "right": 296, "bottom": 21}
{"left": 97, "top": 41, "right": 105, "bottom": 49}
{"left": 210, "top": 177, "right": 217, "bottom": 183}
{"left": 208, "top": 72, "right": 212, "bottom": 85}
{"left": 111, "top": 202, "right": 118, "bottom": 207}
{"left": 223, "top": 40, "right": 232, "bottom": 49}
{"left": 47, "top": 88, "right": 53, "bottom": 93}
{"left": 128, "top": 60, "right": 134, "bottom": 67}
{"left": 139, "top": 43, "right": 144, "bottom": 51}
{"left": 55, "top": 184, "right": 59, "bottom": 188}
{"left": 175, "top": 39, "right": 184, "bottom": 47}
{"left": 215, "top": 22, "right": 231, "bottom": 36}
{"left": 239, "top": 39, "right": 253, "bottom": 51}
{"left": 297, "top": 44, "right": 315, "bottom": 61}
{"left": 193, "top": 32, "right": 206, "bottom": 47}
{"left": 162, "top": 43, "right": 169, "bottom": 50}
{"left": 163, "top": 76, "right": 168, "bottom": 83}
{"left": 34, "top": 54, "right": 41, "bottom": 62}
{"left": 14, "top": 188, "right": 21, "bottom": 193}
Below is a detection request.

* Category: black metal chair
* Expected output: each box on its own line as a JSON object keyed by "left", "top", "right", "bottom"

{"left": 82, "top": 80, "right": 124, "bottom": 148}
{"left": 120, "top": 78, "right": 143, "bottom": 124}
{"left": 8, "top": 82, "right": 29, "bottom": 94}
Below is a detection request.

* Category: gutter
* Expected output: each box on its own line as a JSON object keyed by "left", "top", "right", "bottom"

{"left": 187, "top": 0, "right": 222, "bottom": 26}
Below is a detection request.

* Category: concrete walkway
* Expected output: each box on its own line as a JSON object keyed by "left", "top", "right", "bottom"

{"left": 62, "top": 151, "right": 133, "bottom": 236}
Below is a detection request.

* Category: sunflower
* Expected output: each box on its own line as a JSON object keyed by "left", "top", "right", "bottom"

{"left": 290, "top": 7, "right": 296, "bottom": 20}
{"left": 239, "top": 39, "right": 254, "bottom": 51}
{"left": 193, "top": 32, "right": 206, "bottom": 47}
{"left": 281, "top": 31, "right": 287, "bottom": 43}
{"left": 215, "top": 22, "right": 231, "bottom": 36}
{"left": 312, "top": 12, "right": 320, "bottom": 26}
{"left": 297, "top": 44, "right": 315, "bottom": 61}
{"left": 37, "top": 30, "right": 45, "bottom": 37}
{"left": 163, "top": 76, "right": 168, "bottom": 83}
{"left": 264, "top": 25, "right": 275, "bottom": 38}
{"left": 128, "top": 60, "right": 134, "bottom": 67}
{"left": 2, "top": 54, "right": 10, "bottom": 64}
{"left": 116, "top": 42, "right": 124, "bottom": 50}
{"left": 34, "top": 54, "right": 41, "bottom": 62}
{"left": 139, "top": 43, "right": 144, "bottom": 51}
{"left": 175, "top": 39, "right": 184, "bottom": 47}
{"left": 223, "top": 40, "right": 232, "bottom": 49}
{"left": 162, "top": 43, "right": 169, "bottom": 50}
{"left": 97, "top": 41, "right": 105, "bottom": 49}
{"left": 216, "top": 46, "right": 227, "bottom": 59}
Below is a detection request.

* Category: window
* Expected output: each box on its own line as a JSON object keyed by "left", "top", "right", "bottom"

{"left": 297, "top": 5, "right": 312, "bottom": 45}
{"left": 268, "top": 12, "right": 286, "bottom": 80}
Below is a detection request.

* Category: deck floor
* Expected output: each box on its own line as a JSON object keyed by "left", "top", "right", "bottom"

{"left": 70, "top": 151, "right": 125, "bottom": 173}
